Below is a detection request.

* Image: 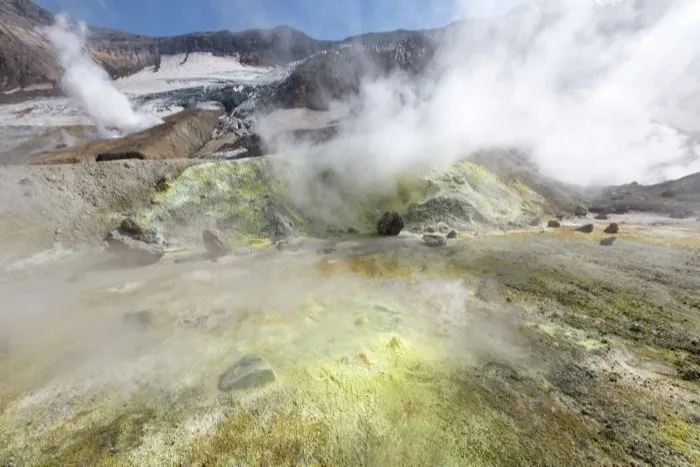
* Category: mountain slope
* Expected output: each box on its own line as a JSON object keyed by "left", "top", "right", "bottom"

{"left": 0, "top": 0, "right": 440, "bottom": 99}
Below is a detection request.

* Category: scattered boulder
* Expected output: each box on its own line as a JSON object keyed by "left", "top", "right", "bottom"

{"left": 660, "top": 189, "right": 676, "bottom": 198}
{"left": 603, "top": 223, "right": 619, "bottom": 234}
{"left": 377, "top": 211, "right": 404, "bottom": 236}
{"left": 600, "top": 237, "right": 616, "bottom": 247}
{"left": 347, "top": 227, "right": 359, "bottom": 234}
{"left": 547, "top": 220, "right": 561, "bottom": 228}
{"left": 104, "top": 236, "right": 165, "bottom": 266}
{"left": 595, "top": 213, "right": 609, "bottom": 220}
{"left": 446, "top": 230, "right": 457, "bottom": 239}
{"left": 422, "top": 234, "right": 447, "bottom": 247}
{"left": 202, "top": 229, "right": 232, "bottom": 258}
{"left": 576, "top": 224, "right": 594, "bottom": 233}
{"left": 105, "top": 217, "right": 164, "bottom": 246}
{"left": 218, "top": 355, "right": 276, "bottom": 392}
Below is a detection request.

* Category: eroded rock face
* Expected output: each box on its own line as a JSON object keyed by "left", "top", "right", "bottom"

{"left": 405, "top": 196, "right": 484, "bottom": 231}
{"left": 32, "top": 108, "right": 222, "bottom": 164}
{"left": 377, "top": 211, "right": 404, "bottom": 236}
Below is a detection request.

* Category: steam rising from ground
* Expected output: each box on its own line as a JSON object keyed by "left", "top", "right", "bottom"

{"left": 266, "top": 0, "right": 700, "bottom": 196}
{"left": 39, "top": 14, "right": 162, "bottom": 138}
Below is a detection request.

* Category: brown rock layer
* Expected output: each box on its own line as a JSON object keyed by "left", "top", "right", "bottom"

{"left": 31, "top": 108, "right": 223, "bottom": 165}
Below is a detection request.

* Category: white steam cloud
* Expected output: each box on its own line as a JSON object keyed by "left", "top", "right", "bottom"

{"left": 39, "top": 13, "right": 162, "bottom": 138}
{"left": 266, "top": 0, "right": 700, "bottom": 192}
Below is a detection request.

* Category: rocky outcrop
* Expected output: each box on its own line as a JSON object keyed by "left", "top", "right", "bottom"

{"left": 31, "top": 108, "right": 222, "bottom": 164}
{"left": 269, "top": 36, "right": 438, "bottom": 111}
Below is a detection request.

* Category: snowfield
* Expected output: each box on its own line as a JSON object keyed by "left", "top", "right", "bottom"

{"left": 0, "top": 52, "right": 293, "bottom": 131}
{"left": 115, "top": 53, "right": 286, "bottom": 95}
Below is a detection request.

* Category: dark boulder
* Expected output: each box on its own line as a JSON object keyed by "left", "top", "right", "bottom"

{"left": 576, "top": 224, "right": 594, "bottom": 234}
{"left": 547, "top": 220, "right": 561, "bottom": 228}
{"left": 603, "top": 223, "right": 619, "bottom": 234}
{"left": 377, "top": 211, "right": 404, "bottom": 236}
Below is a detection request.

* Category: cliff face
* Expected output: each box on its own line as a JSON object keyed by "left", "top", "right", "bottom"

{"left": 0, "top": 0, "right": 58, "bottom": 91}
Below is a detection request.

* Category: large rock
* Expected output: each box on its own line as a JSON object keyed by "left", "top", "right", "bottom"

{"left": 31, "top": 108, "right": 222, "bottom": 164}
{"left": 104, "top": 235, "right": 165, "bottom": 266}
{"left": 377, "top": 211, "right": 404, "bottom": 236}
{"left": 202, "top": 229, "right": 231, "bottom": 258}
{"left": 218, "top": 355, "right": 276, "bottom": 392}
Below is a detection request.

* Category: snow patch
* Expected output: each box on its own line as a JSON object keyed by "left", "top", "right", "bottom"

{"left": 116, "top": 53, "right": 280, "bottom": 95}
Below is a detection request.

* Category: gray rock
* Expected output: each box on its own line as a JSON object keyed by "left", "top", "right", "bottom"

{"left": 576, "top": 224, "right": 594, "bottom": 234}
{"left": 422, "top": 234, "right": 447, "bottom": 247}
{"left": 595, "top": 213, "right": 609, "bottom": 220}
{"left": 202, "top": 229, "right": 232, "bottom": 258}
{"left": 376, "top": 211, "right": 404, "bottom": 236}
{"left": 603, "top": 223, "right": 619, "bottom": 234}
{"left": 104, "top": 236, "right": 165, "bottom": 266}
{"left": 105, "top": 217, "right": 165, "bottom": 247}
{"left": 547, "top": 220, "right": 561, "bottom": 228}
{"left": 446, "top": 230, "right": 457, "bottom": 239}
{"left": 218, "top": 355, "right": 276, "bottom": 392}
{"left": 599, "top": 237, "right": 616, "bottom": 246}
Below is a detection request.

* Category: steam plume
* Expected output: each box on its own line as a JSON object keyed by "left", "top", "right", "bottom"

{"left": 265, "top": 0, "right": 700, "bottom": 198}
{"left": 39, "top": 13, "right": 162, "bottom": 138}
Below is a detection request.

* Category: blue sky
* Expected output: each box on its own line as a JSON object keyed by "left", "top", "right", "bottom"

{"left": 35, "top": 0, "right": 526, "bottom": 39}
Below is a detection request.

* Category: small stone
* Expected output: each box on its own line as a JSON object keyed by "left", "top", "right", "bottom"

{"left": 547, "top": 220, "right": 561, "bottom": 228}
{"left": 603, "top": 223, "right": 619, "bottom": 234}
{"left": 422, "top": 234, "right": 447, "bottom": 247}
{"left": 446, "top": 230, "right": 457, "bottom": 239}
{"left": 599, "top": 237, "right": 616, "bottom": 246}
{"left": 376, "top": 211, "right": 404, "bottom": 236}
{"left": 629, "top": 322, "right": 643, "bottom": 333}
{"left": 576, "top": 224, "right": 594, "bottom": 233}
{"left": 346, "top": 227, "right": 359, "bottom": 234}
{"left": 595, "top": 213, "right": 609, "bottom": 220}
{"left": 218, "top": 355, "right": 276, "bottom": 392}
{"left": 202, "top": 229, "right": 232, "bottom": 258}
